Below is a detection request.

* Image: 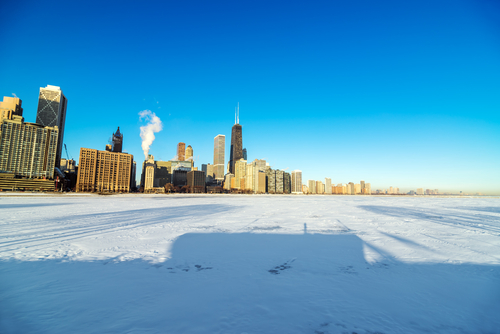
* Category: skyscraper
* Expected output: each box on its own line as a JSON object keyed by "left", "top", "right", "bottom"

{"left": 348, "top": 182, "right": 355, "bottom": 195}
{"left": 213, "top": 134, "right": 225, "bottom": 180}
{"left": 229, "top": 104, "right": 243, "bottom": 175}
{"left": 185, "top": 145, "right": 193, "bottom": 161}
{"left": 0, "top": 96, "right": 23, "bottom": 121}
{"left": 308, "top": 180, "right": 316, "bottom": 194}
{"left": 291, "top": 170, "right": 302, "bottom": 194}
{"left": 234, "top": 158, "right": 247, "bottom": 189}
{"left": 112, "top": 127, "right": 123, "bottom": 153}
{"left": 0, "top": 115, "right": 58, "bottom": 179}
{"left": 36, "top": 85, "right": 67, "bottom": 167}
{"left": 75, "top": 147, "right": 133, "bottom": 193}
{"left": 177, "top": 142, "right": 186, "bottom": 161}
{"left": 0, "top": 96, "right": 23, "bottom": 139}
{"left": 325, "top": 178, "right": 332, "bottom": 194}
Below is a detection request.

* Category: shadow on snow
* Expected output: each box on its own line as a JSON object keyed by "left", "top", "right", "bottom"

{"left": 1, "top": 231, "right": 499, "bottom": 334}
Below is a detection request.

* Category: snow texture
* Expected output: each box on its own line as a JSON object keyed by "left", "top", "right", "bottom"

{"left": 1, "top": 194, "right": 499, "bottom": 334}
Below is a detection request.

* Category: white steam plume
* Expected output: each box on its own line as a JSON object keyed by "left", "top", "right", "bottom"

{"left": 139, "top": 110, "right": 163, "bottom": 160}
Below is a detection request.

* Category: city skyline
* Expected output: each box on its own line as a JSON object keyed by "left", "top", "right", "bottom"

{"left": 1, "top": 1, "right": 499, "bottom": 194}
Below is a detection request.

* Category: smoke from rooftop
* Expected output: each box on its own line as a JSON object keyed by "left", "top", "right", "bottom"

{"left": 139, "top": 110, "right": 163, "bottom": 160}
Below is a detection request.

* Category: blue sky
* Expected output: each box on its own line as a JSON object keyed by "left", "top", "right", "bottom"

{"left": 1, "top": 0, "right": 499, "bottom": 194}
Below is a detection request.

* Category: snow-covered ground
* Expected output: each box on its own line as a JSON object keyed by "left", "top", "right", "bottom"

{"left": 1, "top": 194, "right": 499, "bottom": 334}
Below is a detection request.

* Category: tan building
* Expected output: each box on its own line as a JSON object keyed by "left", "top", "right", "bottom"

{"left": 224, "top": 173, "right": 233, "bottom": 190}
{"left": 234, "top": 158, "right": 247, "bottom": 189}
{"left": 0, "top": 96, "right": 23, "bottom": 121}
{"left": 213, "top": 135, "right": 225, "bottom": 181}
{"left": 185, "top": 145, "right": 193, "bottom": 161}
{"left": 257, "top": 172, "right": 266, "bottom": 193}
{"left": 325, "top": 178, "right": 332, "bottom": 194}
{"left": 143, "top": 156, "right": 156, "bottom": 191}
{"left": 291, "top": 170, "right": 302, "bottom": 194}
{"left": 177, "top": 142, "right": 186, "bottom": 161}
{"left": 76, "top": 147, "right": 133, "bottom": 192}
{"left": 0, "top": 115, "right": 58, "bottom": 179}
{"left": 206, "top": 164, "right": 215, "bottom": 181}
{"left": 245, "top": 163, "right": 253, "bottom": 191}
{"left": 308, "top": 180, "right": 316, "bottom": 194}
{"left": 0, "top": 96, "right": 23, "bottom": 138}
{"left": 355, "top": 183, "right": 361, "bottom": 194}
{"left": 316, "top": 181, "right": 324, "bottom": 194}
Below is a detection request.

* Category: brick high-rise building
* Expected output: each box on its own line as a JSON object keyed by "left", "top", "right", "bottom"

{"left": 36, "top": 85, "right": 67, "bottom": 167}
{"left": 177, "top": 142, "right": 186, "bottom": 161}
{"left": 76, "top": 147, "right": 133, "bottom": 192}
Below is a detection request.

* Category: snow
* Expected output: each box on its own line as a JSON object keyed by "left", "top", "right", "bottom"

{"left": 1, "top": 194, "right": 499, "bottom": 333}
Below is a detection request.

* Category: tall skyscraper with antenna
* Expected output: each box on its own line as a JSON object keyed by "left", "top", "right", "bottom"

{"left": 229, "top": 103, "right": 243, "bottom": 175}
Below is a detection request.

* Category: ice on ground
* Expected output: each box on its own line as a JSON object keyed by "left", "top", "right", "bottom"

{"left": 1, "top": 194, "right": 499, "bottom": 333}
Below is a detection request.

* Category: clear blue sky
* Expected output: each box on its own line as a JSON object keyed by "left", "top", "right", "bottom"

{"left": 1, "top": 0, "right": 499, "bottom": 194}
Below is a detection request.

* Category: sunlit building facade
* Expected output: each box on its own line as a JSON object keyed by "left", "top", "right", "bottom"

{"left": 36, "top": 85, "right": 67, "bottom": 167}
{"left": 76, "top": 147, "right": 133, "bottom": 192}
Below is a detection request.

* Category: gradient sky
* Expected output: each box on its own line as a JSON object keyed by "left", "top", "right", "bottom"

{"left": 1, "top": 0, "right": 499, "bottom": 194}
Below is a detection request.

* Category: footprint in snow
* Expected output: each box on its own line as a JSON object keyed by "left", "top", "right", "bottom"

{"left": 166, "top": 265, "right": 213, "bottom": 273}
{"left": 268, "top": 259, "right": 295, "bottom": 275}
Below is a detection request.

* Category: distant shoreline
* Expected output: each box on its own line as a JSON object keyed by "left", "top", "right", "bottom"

{"left": 0, "top": 192, "right": 498, "bottom": 199}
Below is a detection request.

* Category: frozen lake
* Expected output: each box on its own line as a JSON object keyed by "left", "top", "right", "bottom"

{"left": 1, "top": 194, "right": 499, "bottom": 333}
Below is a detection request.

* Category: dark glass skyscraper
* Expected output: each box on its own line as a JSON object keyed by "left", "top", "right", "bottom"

{"left": 112, "top": 127, "right": 123, "bottom": 153}
{"left": 36, "top": 85, "right": 67, "bottom": 167}
{"left": 229, "top": 123, "right": 243, "bottom": 175}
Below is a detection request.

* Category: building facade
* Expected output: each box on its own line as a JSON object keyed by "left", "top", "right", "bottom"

{"left": 185, "top": 145, "right": 193, "bottom": 161}
{"left": 266, "top": 168, "right": 276, "bottom": 194}
{"left": 76, "top": 147, "right": 133, "bottom": 192}
{"left": 0, "top": 116, "right": 58, "bottom": 179}
{"left": 325, "top": 178, "right": 332, "bottom": 194}
{"left": 36, "top": 85, "right": 67, "bottom": 167}
{"left": 112, "top": 127, "right": 123, "bottom": 153}
{"left": 291, "top": 170, "right": 302, "bottom": 194}
{"left": 229, "top": 123, "right": 243, "bottom": 175}
{"left": 234, "top": 158, "right": 247, "bottom": 189}
{"left": 187, "top": 170, "right": 205, "bottom": 191}
{"left": 177, "top": 142, "right": 186, "bottom": 161}
{"left": 0, "top": 96, "right": 23, "bottom": 138}
{"left": 213, "top": 134, "right": 225, "bottom": 181}
{"left": 308, "top": 180, "right": 316, "bottom": 194}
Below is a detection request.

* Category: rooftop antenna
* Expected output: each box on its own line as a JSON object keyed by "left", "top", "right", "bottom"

{"left": 237, "top": 102, "right": 240, "bottom": 124}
